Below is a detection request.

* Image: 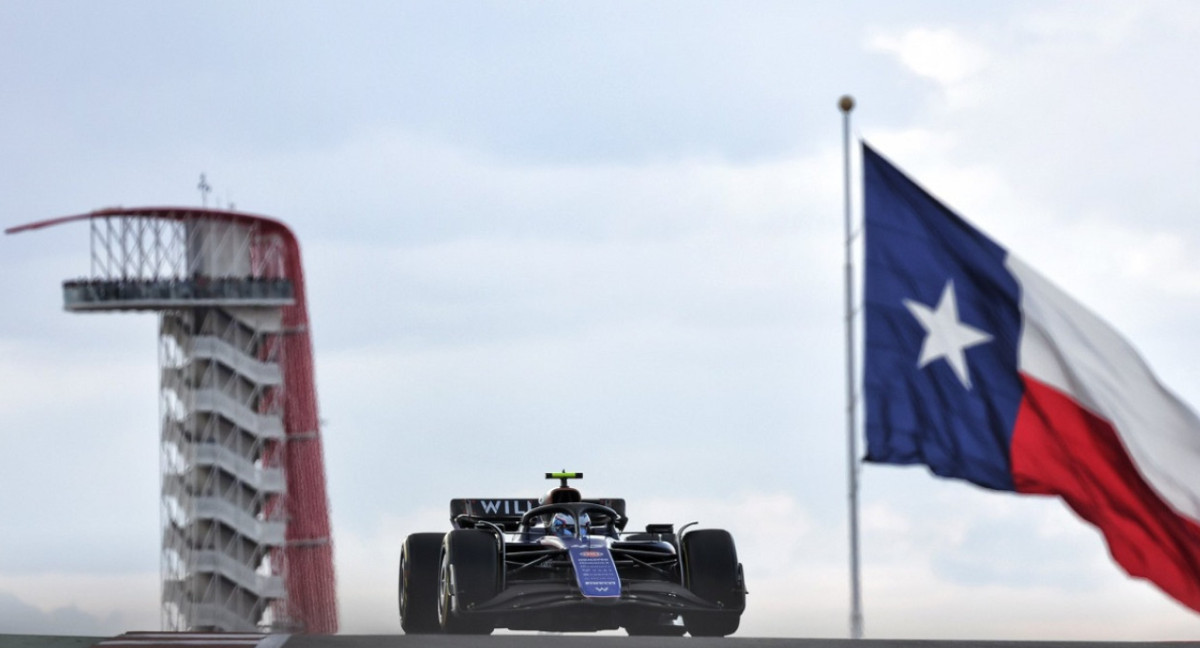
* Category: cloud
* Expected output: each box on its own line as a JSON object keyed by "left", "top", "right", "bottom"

{"left": 0, "top": 592, "right": 110, "bottom": 636}
{"left": 4, "top": 0, "right": 1200, "bottom": 641}
{"left": 0, "top": 574, "right": 158, "bottom": 636}
{"left": 866, "top": 27, "right": 990, "bottom": 87}
{"left": 858, "top": 472, "right": 1200, "bottom": 640}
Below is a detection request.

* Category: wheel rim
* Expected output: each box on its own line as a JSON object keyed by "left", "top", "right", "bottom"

{"left": 398, "top": 550, "right": 409, "bottom": 618}
{"left": 437, "top": 552, "right": 451, "bottom": 628}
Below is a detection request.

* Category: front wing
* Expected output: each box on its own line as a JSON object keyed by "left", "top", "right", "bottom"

{"left": 462, "top": 579, "right": 733, "bottom": 632}
{"left": 458, "top": 537, "right": 740, "bottom": 632}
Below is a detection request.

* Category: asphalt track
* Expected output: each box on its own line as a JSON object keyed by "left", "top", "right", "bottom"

{"left": 5, "top": 633, "right": 1200, "bottom": 648}
{"left": 284, "top": 635, "right": 1200, "bottom": 648}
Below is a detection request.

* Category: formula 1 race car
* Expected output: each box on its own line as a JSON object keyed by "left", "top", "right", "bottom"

{"left": 398, "top": 472, "right": 746, "bottom": 636}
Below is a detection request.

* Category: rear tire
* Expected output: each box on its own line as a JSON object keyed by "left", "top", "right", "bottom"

{"left": 399, "top": 532, "right": 443, "bottom": 633}
{"left": 681, "top": 529, "right": 744, "bottom": 637}
{"left": 437, "top": 529, "right": 498, "bottom": 634}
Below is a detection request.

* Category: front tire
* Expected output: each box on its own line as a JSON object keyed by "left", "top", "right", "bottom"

{"left": 681, "top": 529, "right": 744, "bottom": 637}
{"left": 437, "top": 529, "right": 498, "bottom": 634}
{"left": 399, "top": 532, "right": 443, "bottom": 633}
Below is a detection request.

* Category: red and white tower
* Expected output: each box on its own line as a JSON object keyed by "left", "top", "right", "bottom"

{"left": 7, "top": 208, "right": 338, "bottom": 634}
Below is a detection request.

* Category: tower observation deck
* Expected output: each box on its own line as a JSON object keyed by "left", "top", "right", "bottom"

{"left": 6, "top": 207, "right": 338, "bottom": 634}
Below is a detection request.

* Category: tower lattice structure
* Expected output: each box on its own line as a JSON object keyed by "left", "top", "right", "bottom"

{"left": 6, "top": 208, "right": 338, "bottom": 634}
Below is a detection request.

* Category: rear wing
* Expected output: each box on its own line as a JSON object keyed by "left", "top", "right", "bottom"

{"left": 450, "top": 498, "right": 626, "bottom": 531}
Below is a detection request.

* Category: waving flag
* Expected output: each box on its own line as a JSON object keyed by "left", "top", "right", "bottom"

{"left": 862, "top": 142, "right": 1200, "bottom": 612}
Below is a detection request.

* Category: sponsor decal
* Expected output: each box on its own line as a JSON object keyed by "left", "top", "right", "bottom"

{"left": 477, "top": 499, "right": 535, "bottom": 515}
{"left": 568, "top": 544, "right": 621, "bottom": 598}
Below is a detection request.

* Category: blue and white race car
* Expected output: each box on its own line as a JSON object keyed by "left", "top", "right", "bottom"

{"left": 398, "top": 472, "right": 746, "bottom": 636}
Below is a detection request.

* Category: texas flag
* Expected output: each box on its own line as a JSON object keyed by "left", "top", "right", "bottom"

{"left": 862, "top": 142, "right": 1200, "bottom": 613}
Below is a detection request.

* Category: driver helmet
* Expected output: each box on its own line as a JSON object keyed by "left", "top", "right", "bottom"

{"left": 550, "top": 512, "right": 591, "bottom": 538}
{"left": 540, "top": 486, "right": 582, "bottom": 505}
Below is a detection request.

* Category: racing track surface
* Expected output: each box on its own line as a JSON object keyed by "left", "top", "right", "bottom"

{"left": 286, "top": 636, "right": 1200, "bottom": 648}
{"left": 3, "top": 633, "right": 1188, "bottom": 648}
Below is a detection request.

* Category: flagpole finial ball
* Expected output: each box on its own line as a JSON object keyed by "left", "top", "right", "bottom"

{"left": 839, "top": 95, "right": 856, "bottom": 113}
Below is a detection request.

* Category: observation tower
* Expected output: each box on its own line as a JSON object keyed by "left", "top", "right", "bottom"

{"left": 6, "top": 208, "right": 338, "bottom": 633}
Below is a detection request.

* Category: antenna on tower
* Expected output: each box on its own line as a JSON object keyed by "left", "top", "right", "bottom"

{"left": 198, "top": 173, "right": 212, "bottom": 207}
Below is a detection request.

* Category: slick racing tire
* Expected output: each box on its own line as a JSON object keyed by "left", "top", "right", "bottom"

{"left": 399, "top": 532, "right": 443, "bottom": 634}
{"left": 681, "top": 529, "right": 745, "bottom": 637}
{"left": 437, "top": 529, "right": 499, "bottom": 634}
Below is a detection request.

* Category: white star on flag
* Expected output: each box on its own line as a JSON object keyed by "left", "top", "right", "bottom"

{"left": 903, "top": 280, "right": 993, "bottom": 389}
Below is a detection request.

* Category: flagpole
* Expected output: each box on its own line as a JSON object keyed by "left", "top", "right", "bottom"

{"left": 839, "top": 94, "right": 864, "bottom": 640}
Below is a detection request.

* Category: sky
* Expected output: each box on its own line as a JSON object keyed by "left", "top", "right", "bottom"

{"left": 2, "top": 0, "right": 1200, "bottom": 640}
